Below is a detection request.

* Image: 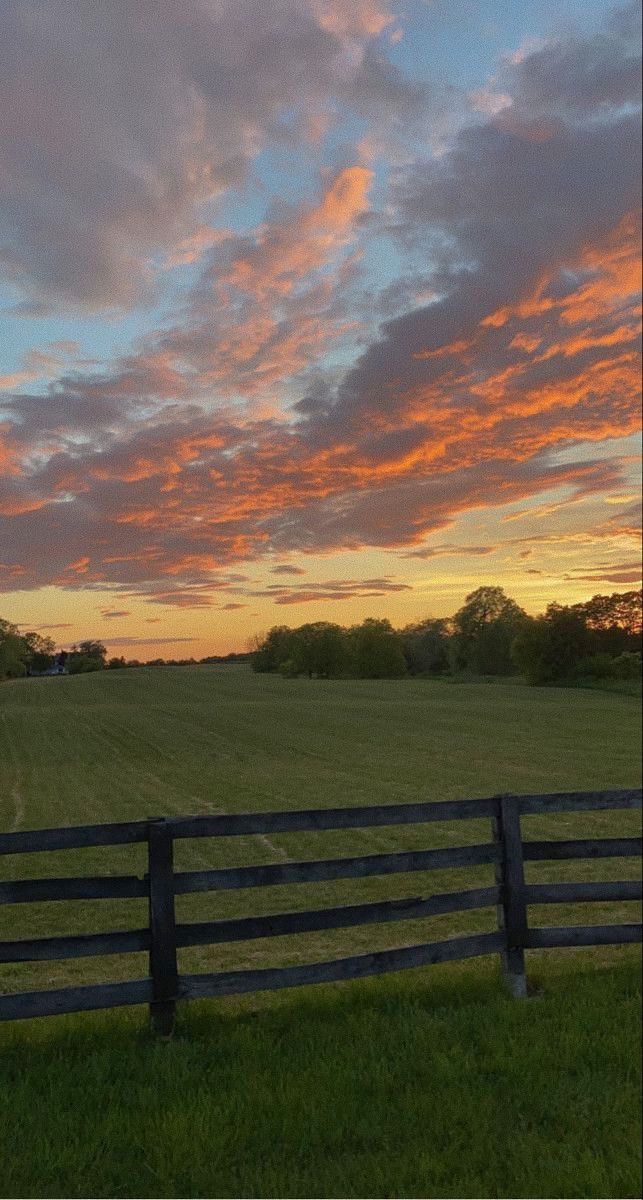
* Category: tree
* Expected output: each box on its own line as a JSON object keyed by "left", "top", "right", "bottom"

{"left": 23, "top": 631, "right": 55, "bottom": 673}
{"left": 452, "top": 586, "right": 527, "bottom": 674}
{"left": 251, "top": 626, "right": 297, "bottom": 673}
{"left": 571, "top": 590, "right": 642, "bottom": 654}
{"left": 0, "top": 618, "right": 28, "bottom": 679}
{"left": 291, "top": 623, "right": 348, "bottom": 678}
{"left": 348, "top": 618, "right": 407, "bottom": 678}
{"left": 402, "top": 618, "right": 451, "bottom": 675}
{"left": 68, "top": 640, "right": 107, "bottom": 674}
{"left": 512, "top": 605, "right": 593, "bottom": 684}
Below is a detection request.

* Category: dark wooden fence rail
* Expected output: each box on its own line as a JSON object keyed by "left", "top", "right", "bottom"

{"left": 0, "top": 789, "right": 641, "bottom": 1032}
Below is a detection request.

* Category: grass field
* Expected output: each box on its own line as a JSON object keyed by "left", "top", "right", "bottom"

{"left": 1, "top": 666, "right": 641, "bottom": 1198}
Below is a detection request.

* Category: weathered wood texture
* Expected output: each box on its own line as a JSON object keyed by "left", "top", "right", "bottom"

{"left": 175, "top": 886, "right": 500, "bottom": 948}
{"left": 0, "top": 875, "right": 147, "bottom": 905}
{"left": 172, "top": 843, "right": 500, "bottom": 895}
{"left": 492, "top": 799, "right": 527, "bottom": 998}
{"left": 516, "top": 789, "right": 642, "bottom": 815}
{"left": 147, "top": 821, "right": 178, "bottom": 1036}
{"left": 170, "top": 798, "right": 498, "bottom": 839}
{"left": 522, "top": 838, "right": 641, "bottom": 861}
{"left": 525, "top": 924, "right": 642, "bottom": 948}
{"left": 0, "top": 887, "right": 499, "bottom": 963}
{"left": 181, "top": 931, "right": 506, "bottom": 1000}
{"left": 0, "top": 979, "right": 152, "bottom": 1022}
{"left": 499, "top": 797, "right": 528, "bottom": 949}
{"left": 0, "top": 929, "right": 149, "bottom": 963}
{"left": 0, "top": 821, "right": 148, "bottom": 857}
{"left": 1, "top": 788, "right": 638, "bottom": 856}
{"left": 0, "top": 789, "right": 640, "bottom": 1027}
{"left": 525, "top": 881, "right": 642, "bottom": 904}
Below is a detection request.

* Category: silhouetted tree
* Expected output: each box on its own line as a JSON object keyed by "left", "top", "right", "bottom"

{"left": 512, "top": 604, "right": 594, "bottom": 684}
{"left": 251, "top": 626, "right": 297, "bottom": 673}
{"left": 23, "top": 631, "right": 56, "bottom": 673}
{"left": 571, "top": 589, "right": 642, "bottom": 654}
{"left": 452, "top": 586, "right": 527, "bottom": 674}
{"left": 402, "top": 618, "right": 451, "bottom": 675}
{"left": 0, "top": 618, "right": 28, "bottom": 679}
{"left": 348, "top": 618, "right": 407, "bottom": 678}
{"left": 291, "top": 622, "right": 349, "bottom": 678}
{"left": 68, "top": 640, "right": 107, "bottom": 674}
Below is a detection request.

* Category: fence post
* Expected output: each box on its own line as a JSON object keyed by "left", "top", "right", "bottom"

{"left": 492, "top": 796, "right": 528, "bottom": 998}
{"left": 147, "top": 819, "right": 178, "bottom": 1037}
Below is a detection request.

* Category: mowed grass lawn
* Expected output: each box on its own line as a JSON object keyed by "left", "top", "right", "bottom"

{"left": 1, "top": 666, "right": 641, "bottom": 1198}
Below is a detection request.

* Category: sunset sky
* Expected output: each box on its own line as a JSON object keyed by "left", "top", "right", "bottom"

{"left": 0, "top": 0, "right": 641, "bottom": 659}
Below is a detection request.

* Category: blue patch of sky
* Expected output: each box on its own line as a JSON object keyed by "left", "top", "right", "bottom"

{"left": 0, "top": 286, "right": 176, "bottom": 385}
{"left": 391, "top": 0, "right": 611, "bottom": 89}
{"left": 1, "top": 0, "right": 615, "bottom": 391}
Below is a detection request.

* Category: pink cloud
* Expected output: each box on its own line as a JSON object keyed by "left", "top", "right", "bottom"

{"left": 0, "top": 8, "right": 640, "bottom": 611}
{"left": 0, "top": 1, "right": 415, "bottom": 311}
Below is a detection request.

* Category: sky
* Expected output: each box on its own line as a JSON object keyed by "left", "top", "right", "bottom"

{"left": 0, "top": 0, "right": 641, "bottom": 659}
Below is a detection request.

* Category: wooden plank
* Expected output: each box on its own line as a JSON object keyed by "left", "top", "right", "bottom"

{"left": 0, "top": 928, "right": 149, "bottom": 963}
{"left": 517, "top": 789, "right": 642, "bottom": 816}
{"left": 525, "top": 881, "right": 643, "bottom": 905}
{"left": 175, "top": 886, "right": 501, "bottom": 948}
{"left": 147, "top": 821, "right": 178, "bottom": 1037}
{"left": 0, "top": 789, "right": 638, "bottom": 859}
{"left": 525, "top": 924, "right": 642, "bottom": 948}
{"left": 173, "top": 843, "right": 500, "bottom": 895}
{"left": 499, "top": 797, "right": 528, "bottom": 949}
{"left": 0, "top": 821, "right": 148, "bottom": 857}
{"left": 523, "top": 838, "right": 641, "bottom": 862}
{"left": 0, "top": 790, "right": 638, "bottom": 858}
{"left": 0, "top": 875, "right": 148, "bottom": 905}
{"left": 492, "top": 800, "right": 527, "bottom": 999}
{"left": 0, "top": 979, "right": 153, "bottom": 1023}
{"left": 181, "top": 931, "right": 506, "bottom": 1000}
{"left": 170, "top": 797, "right": 499, "bottom": 840}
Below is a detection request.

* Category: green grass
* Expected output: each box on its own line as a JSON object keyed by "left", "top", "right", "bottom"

{"left": 1, "top": 962, "right": 640, "bottom": 1198}
{"left": 0, "top": 666, "right": 641, "bottom": 1197}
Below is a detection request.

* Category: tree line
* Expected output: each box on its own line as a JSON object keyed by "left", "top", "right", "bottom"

{"left": 0, "top": 624, "right": 250, "bottom": 680}
{"left": 1, "top": 586, "right": 640, "bottom": 685}
{"left": 251, "top": 586, "right": 642, "bottom": 686}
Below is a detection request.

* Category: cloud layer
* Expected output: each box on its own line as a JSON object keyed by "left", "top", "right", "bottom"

{"left": 0, "top": 3, "right": 641, "bottom": 610}
{"left": 0, "top": 0, "right": 414, "bottom": 310}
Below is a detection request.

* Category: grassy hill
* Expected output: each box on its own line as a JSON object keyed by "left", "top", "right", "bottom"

{"left": 0, "top": 666, "right": 641, "bottom": 1197}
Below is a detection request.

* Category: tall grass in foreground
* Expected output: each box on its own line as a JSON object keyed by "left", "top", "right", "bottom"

{"left": 1, "top": 958, "right": 641, "bottom": 1199}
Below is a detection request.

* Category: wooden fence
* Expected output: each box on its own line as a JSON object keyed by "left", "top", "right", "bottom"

{"left": 1, "top": 789, "right": 641, "bottom": 1033}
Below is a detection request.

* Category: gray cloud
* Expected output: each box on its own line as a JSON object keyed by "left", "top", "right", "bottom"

{"left": 0, "top": 0, "right": 422, "bottom": 310}
{"left": 101, "top": 636, "right": 197, "bottom": 647}
{"left": 0, "top": 6, "right": 640, "bottom": 604}
{"left": 508, "top": 2, "right": 641, "bottom": 117}
{"left": 248, "top": 576, "right": 413, "bottom": 605}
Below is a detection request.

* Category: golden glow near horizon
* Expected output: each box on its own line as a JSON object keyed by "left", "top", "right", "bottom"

{"left": 4, "top": 474, "right": 640, "bottom": 659}
{"left": 0, "top": 2, "right": 641, "bottom": 654}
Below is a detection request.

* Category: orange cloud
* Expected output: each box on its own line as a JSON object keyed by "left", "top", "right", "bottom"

{"left": 222, "top": 166, "right": 372, "bottom": 303}
{"left": 1, "top": 17, "right": 640, "bottom": 609}
{"left": 312, "top": 0, "right": 394, "bottom": 38}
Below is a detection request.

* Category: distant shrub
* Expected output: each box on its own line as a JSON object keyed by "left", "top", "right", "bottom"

{"left": 67, "top": 655, "right": 103, "bottom": 674}
{"left": 611, "top": 651, "right": 642, "bottom": 679}
{"left": 573, "top": 653, "right": 617, "bottom": 680}
{"left": 278, "top": 658, "right": 299, "bottom": 678}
